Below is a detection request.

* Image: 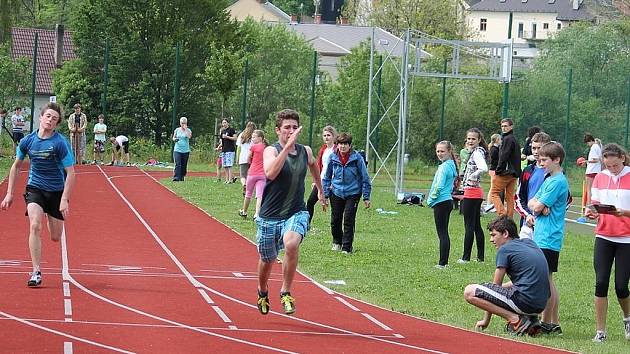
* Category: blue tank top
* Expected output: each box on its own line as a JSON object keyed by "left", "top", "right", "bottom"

{"left": 259, "top": 143, "right": 307, "bottom": 220}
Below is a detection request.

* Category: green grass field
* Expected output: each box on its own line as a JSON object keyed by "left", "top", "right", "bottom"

{"left": 0, "top": 153, "right": 626, "bottom": 353}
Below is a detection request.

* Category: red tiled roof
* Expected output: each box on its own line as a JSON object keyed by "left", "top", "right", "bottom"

{"left": 10, "top": 27, "right": 77, "bottom": 95}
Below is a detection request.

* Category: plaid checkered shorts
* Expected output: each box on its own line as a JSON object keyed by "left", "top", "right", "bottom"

{"left": 256, "top": 211, "right": 309, "bottom": 262}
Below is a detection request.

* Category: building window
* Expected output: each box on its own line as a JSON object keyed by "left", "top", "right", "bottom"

{"left": 557, "top": 23, "right": 562, "bottom": 30}
{"left": 543, "top": 23, "right": 549, "bottom": 30}
{"left": 480, "top": 18, "right": 487, "bottom": 31}
{"left": 517, "top": 23, "right": 524, "bottom": 38}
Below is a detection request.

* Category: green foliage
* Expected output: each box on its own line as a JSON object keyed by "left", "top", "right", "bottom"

{"left": 0, "top": 44, "right": 31, "bottom": 119}
{"left": 270, "top": 0, "right": 314, "bottom": 19}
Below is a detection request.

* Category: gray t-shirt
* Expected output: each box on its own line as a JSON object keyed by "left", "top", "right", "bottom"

{"left": 496, "top": 238, "right": 550, "bottom": 311}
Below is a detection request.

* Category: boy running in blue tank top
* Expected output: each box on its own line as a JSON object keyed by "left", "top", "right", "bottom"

{"left": 1, "top": 103, "right": 76, "bottom": 287}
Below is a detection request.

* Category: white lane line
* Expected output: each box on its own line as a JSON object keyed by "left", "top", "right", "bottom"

{"left": 65, "top": 317, "right": 72, "bottom": 322}
{"left": 334, "top": 296, "right": 360, "bottom": 311}
{"left": 64, "top": 299, "right": 73, "bottom": 317}
{"left": 198, "top": 289, "right": 214, "bottom": 304}
{"left": 232, "top": 272, "right": 245, "bottom": 277}
{"left": 212, "top": 306, "right": 232, "bottom": 323}
{"left": 228, "top": 325, "right": 238, "bottom": 330}
{"left": 140, "top": 169, "right": 446, "bottom": 353}
{"left": 64, "top": 342, "right": 73, "bottom": 354}
{"left": 393, "top": 333, "right": 404, "bottom": 339}
{"left": 63, "top": 282, "right": 71, "bottom": 297}
{"left": 361, "top": 313, "right": 392, "bottom": 331}
{"left": 0, "top": 311, "right": 134, "bottom": 353}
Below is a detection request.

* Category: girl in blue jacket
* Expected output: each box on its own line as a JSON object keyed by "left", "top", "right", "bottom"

{"left": 427, "top": 141, "right": 458, "bottom": 268}
{"left": 322, "top": 132, "right": 372, "bottom": 253}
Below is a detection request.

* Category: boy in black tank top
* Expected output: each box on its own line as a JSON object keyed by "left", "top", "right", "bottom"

{"left": 255, "top": 109, "right": 326, "bottom": 315}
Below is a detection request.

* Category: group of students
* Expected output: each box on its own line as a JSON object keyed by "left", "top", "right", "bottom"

{"left": 426, "top": 117, "right": 630, "bottom": 342}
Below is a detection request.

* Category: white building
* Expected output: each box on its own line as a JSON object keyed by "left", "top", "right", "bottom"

{"left": 460, "top": 0, "right": 593, "bottom": 64}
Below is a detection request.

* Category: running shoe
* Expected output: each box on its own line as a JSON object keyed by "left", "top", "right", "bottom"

{"left": 457, "top": 259, "right": 470, "bottom": 264}
{"left": 434, "top": 264, "right": 447, "bottom": 270}
{"left": 331, "top": 244, "right": 341, "bottom": 251}
{"left": 27, "top": 271, "right": 42, "bottom": 287}
{"left": 506, "top": 315, "right": 541, "bottom": 336}
{"left": 280, "top": 292, "right": 295, "bottom": 315}
{"left": 592, "top": 331, "right": 607, "bottom": 343}
{"left": 257, "top": 290, "right": 270, "bottom": 315}
{"left": 540, "top": 322, "right": 563, "bottom": 335}
{"left": 624, "top": 318, "right": 630, "bottom": 340}
{"left": 483, "top": 204, "right": 496, "bottom": 213}
{"left": 238, "top": 209, "right": 247, "bottom": 218}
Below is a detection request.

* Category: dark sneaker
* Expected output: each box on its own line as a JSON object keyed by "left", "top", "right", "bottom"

{"left": 506, "top": 315, "right": 541, "bottom": 336}
{"left": 540, "top": 322, "right": 563, "bottom": 335}
{"left": 238, "top": 209, "right": 247, "bottom": 218}
{"left": 592, "top": 331, "right": 607, "bottom": 343}
{"left": 28, "top": 271, "right": 42, "bottom": 287}
{"left": 257, "top": 290, "right": 270, "bottom": 315}
{"left": 280, "top": 292, "right": 295, "bottom": 315}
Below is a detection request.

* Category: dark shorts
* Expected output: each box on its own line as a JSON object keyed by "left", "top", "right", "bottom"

{"left": 542, "top": 248, "right": 559, "bottom": 273}
{"left": 474, "top": 282, "right": 541, "bottom": 315}
{"left": 13, "top": 131, "right": 24, "bottom": 143}
{"left": 24, "top": 186, "right": 64, "bottom": 220}
{"left": 94, "top": 140, "right": 105, "bottom": 153}
{"left": 115, "top": 140, "right": 129, "bottom": 153}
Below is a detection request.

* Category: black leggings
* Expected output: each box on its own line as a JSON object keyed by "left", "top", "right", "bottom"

{"left": 594, "top": 237, "right": 630, "bottom": 298}
{"left": 462, "top": 198, "right": 484, "bottom": 262}
{"left": 433, "top": 200, "right": 453, "bottom": 266}
{"left": 306, "top": 186, "right": 318, "bottom": 224}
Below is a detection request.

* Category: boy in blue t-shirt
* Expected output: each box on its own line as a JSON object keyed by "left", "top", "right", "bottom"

{"left": 1, "top": 102, "right": 76, "bottom": 288}
{"left": 464, "top": 216, "right": 549, "bottom": 336}
{"left": 528, "top": 141, "right": 569, "bottom": 335}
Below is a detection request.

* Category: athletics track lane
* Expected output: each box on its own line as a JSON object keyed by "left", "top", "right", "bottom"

{"left": 0, "top": 165, "right": 573, "bottom": 353}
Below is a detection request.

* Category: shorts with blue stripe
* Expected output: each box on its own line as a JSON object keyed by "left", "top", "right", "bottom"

{"left": 256, "top": 211, "right": 309, "bottom": 262}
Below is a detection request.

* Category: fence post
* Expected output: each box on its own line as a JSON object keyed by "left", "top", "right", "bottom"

{"left": 501, "top": 12, "right": 513, "bottom": 119}
{"left": 171, "top": 42, "right": 181, "bottom": 162}
{"left": 439, "top": 59, "right": 447, "bottom": 141}
{"left": 564, "top": 67, "right": 573, "bottom": 162}
{"left": 308, "top": 50, "right": 317, "bottom": 146}
{"left": 373, "top": 55, "right": 382, "bottom": 174}
{"left": 29, "top": 32, "right": 38, "bottom": 132}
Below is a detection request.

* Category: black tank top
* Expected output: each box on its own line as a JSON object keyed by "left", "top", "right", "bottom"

{"left": 259, "top": 143, "right": 308, "bottom": 220}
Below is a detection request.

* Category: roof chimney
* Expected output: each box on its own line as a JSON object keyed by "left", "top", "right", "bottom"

{"left": 54, "top": 24, "right": 64, "bottom": 67}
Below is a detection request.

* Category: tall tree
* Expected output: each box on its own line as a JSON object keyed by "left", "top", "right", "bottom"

{"left": 369, "top": 0, "right": 462, "bottom": 39}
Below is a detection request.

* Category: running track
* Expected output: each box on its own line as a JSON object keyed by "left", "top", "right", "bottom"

{"left": 0, "top": 165, "right": 573, "bottom": 353}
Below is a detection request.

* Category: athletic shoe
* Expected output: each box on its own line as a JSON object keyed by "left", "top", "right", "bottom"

{"left": 592, "top": 331, "right": 607, "bottom": 343}
{"left": 280, "top": 292, "right": 295, "bottom": 315}
{"left": 624, "top": 318, "right": 630, "bottom": 340}
{"left": 342, "top": 250, "right": 351, "bottom": 255}
{"left": 434, "top": 264, "right": 447, "bottom": 270}
{"left": 238, "top": 209, "right": 247, "bottom": 218}
{"left": 540, "top": 322, "right": 563, "bottom": 335}
{"left": 27, "top": 271, "right": 42, "bottom": 287}
{"left": 483, "top": 204, "right": 496, "bottom": 213}
{"left": 257, "top": 290, "right": 270, "bottom": 315}
{"left": 505, "top": 315, "right": 541, "bottom": 336}
{"left": 331, "top": 244, "right": 341, "bottom": 251}
{"left": 457, "top": 259, "right": 469, "bottom": 264}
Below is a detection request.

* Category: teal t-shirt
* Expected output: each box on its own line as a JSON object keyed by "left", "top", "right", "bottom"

{"left": 533, "top": 173, "right": 569, "bottom": 252}
{"left": 427, "top": 159, "right": 457, "bottom": 207}
{"left": 173, "top": 128, "right": 191, "bottom": 153}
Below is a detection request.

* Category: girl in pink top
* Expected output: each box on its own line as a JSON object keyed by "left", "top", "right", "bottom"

{"left": 585, "top": 143, "right": 630, "bottom": 342}
{"left": 240, "top": 130, "right": 267, "bottom": 219}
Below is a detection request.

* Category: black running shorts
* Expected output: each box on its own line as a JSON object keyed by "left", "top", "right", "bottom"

{"left": 24, "top": 186, "right": 64, "bottom": 220}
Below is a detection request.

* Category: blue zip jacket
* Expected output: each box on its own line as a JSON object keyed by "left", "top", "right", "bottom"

{"left": 427, "top": 159, "right": 457, "bottom": 207}
{"left": 323, "top": 150, "right": 372, "bottom": 200}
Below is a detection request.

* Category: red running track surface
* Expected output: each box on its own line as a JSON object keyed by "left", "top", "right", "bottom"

{"left": 0, "top": 165, "right": 574, "bottom": 353}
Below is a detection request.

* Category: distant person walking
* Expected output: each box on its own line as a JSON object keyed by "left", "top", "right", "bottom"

{"left": 307, "top": 125, "right": 338, "bottom": 224}
{"left": 92, "top": 114, "right": 107, "bottom": 164}
{"left": 427, "top": 140, "right": 458, "bottom": 269}
{"left": 240, "top": 129, "right": 267, "bottom": 219}
{"left": 219, "top": 119, "right": 237, "bottom": 183}
{"left": 68, "top": 103, "right": 87, "bottom": 165}
{"left": 172, "top": 117, "right": 192, "bottom": 181}
{"left": 490, "top": 118, "right": 521, "bottom": 218}
{"left": 237, "top": 121, "right": 256, "bottom": 193}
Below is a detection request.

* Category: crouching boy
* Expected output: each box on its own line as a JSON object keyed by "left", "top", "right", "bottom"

{"left": 464, "top": 216, "right": 549, "bottom": 336}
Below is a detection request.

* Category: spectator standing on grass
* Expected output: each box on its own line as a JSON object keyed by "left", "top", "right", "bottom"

{"left": 426, "top": 140, "right": 458, "bottom": 269}
{"left": 585, "top": 143, "right": 630, "bottom": 343}
{"left": 11, "top": 106, "right": 26, "bottom": 150}
{"left": 491, "top": 118, "right": 521, "bottom": 218}
{"left": 255, "top": 109, "right": 326, "bottom": 316}
{"left": 92, "top": 114, "right": 107, "bottom": 164}
{"left": 236, "top": 121, "right": 256, "bottom": 193}
{"left": 458, "top": 128, "right": 488, "bottom": 263}
{"left": 172, "top": 117, "right": 192, "bottom": 182}
{"left": 583, "top": 133, "right": 603, "bottom": 207}
{"left": 527, "top": 142, "right": 569, "bottom": 335}
{"left": 0, "top": 102, "right": 75, "bottom": 288}
{"left": 67, "top": 103, "right": 87, "bottom": 165}
{"left": 322, "top": 132, "right": 371, "bottom": 254}
{"left": 240, "top": 129, "right": 267, "bottom": 219}
{"left": 484, "top": 133, "right": 502, "bottom": 213}
{"left": 219, "top": 118, "right": 237, "bottom": 183}
{"left": 464, "top": 216, "right": 548, "bottom": 337}
{"left": 108, "top": 135, "right": 130, "bottom": 166}
{"left": 306, "top": 125, "right": 338, "bottom": 224}
{"left": 521, "top": 126, "right": 541, "bottom": 167}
